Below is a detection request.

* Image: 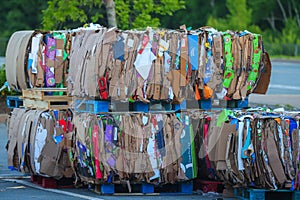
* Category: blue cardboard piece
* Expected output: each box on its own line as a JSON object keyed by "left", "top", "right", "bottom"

{"left": 188, "top": 35, "right": 199, "bottom": 70}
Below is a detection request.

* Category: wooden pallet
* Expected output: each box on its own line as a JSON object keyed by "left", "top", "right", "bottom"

{"left": 234, "top": 187, "right": 300, "bottom": 200}
{"left": 22, "top": 88, "right": 72, "bottom": 110}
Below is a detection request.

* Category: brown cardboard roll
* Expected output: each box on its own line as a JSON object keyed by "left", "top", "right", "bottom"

{"left": 5, "top": 31, "right": 34, "bottom": 91}
{"left": 17, "top": 31, "right": 34, "bottom": 90}
{"left": 5, "top": 31, "right": 24, "bottom": 91}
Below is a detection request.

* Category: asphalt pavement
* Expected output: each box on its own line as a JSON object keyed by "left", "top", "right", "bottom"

{"left": 249, "top": 60, "right": 300, "bottom": 109}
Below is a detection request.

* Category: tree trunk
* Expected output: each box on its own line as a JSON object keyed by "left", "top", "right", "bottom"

{"left": 288, "top": 1, "right": 292, "bottom": 18}
{"left": 276, "top": 0, "right": 288, "bottom": 22}
{"left": 210, "top": 0, "right": 215, "bottom": 7}
{"left": 291, "top": 0, "right": 300, "bottom": 27}
{"left": 103, "top": 0, "right": 117, "bottom": 27}
{"left": 266, "top": 12, "right": 277, "bottom": 32}
{"left": 128, "top": 0, "right": 134, "bottom": 29}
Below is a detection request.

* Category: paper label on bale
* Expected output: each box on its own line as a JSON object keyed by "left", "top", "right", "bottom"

{"left": 56, "top": 49, "right": 63, "bottom": 57}
{"left": 34, "top": 122, "right": 47, "bottom": 174}
{"left": 134, "top": 43, "right": 157, "bottom": 80}
{"left": 148, "top": 131, "right": 160, "bottom": 180}
{"left": 127, "top": 39, "right": 134, "bottom": 48}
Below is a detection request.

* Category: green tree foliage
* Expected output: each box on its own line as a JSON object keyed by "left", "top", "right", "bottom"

{"left": 207, "top": 0, "right": 261, "bottom": 33}
{"left": 0, "top": 0, "right": 46, "bottom": 38}
{"left": 279, "top": 18, "right": 300, "bottom": 44}
{"left": 160, "top": 0, "right": 228, "bottom": 29}
{"left": 114, "top": 0, "right": 130, "bottom": 29}
{"left": 1, "top": 0, "right": 300, "bottom": 57}
{"left": 42, "top": 0, "right": 185, "bottom": 30}
{"left": 115, "top": 0, "right": 186, "bottom": 29}
{"left": 248, "top": 0, "right": 279, "bottom": 31}
{"left": 0, "top": 0, "right": 46, "bottom": 55}
{"left": 249, "top": 0, "right": 300, "bottom": 43}
{"left": 42, "top": 0, "right": 105, "bottom": 30}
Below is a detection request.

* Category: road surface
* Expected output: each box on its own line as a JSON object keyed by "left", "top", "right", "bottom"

{"left": 0, "top": 57, "right": 4, "bottom": 67}
{"left": 249, "top": 60, "right": 300, "bottom": 109}
{"left": 267, "top": 61, "right": 300, "bottom": 95}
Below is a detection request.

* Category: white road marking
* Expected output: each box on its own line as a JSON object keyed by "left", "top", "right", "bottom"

{"left": 7, "top": 186, "right": 26, "bottom": 189}
{"left": 3, "top": 178, "right": 104, "bottom": 200}
{"left": 269, "top": 84, "right": 300, "bottom": 91}
{"left": 0, "top": 175, "right": 30, "bottom": 179}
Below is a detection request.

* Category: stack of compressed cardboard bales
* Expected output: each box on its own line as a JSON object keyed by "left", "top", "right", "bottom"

{"left": 5, "top": 26, "right": 271, "bottom": 103}
{"left": 201, "top": 109, "right": 300, "bottom": 190}
{"left": 67, "top": 27, "right": 271, "bottom": 103}
{"left": 5, "top": 24, "right": 275, "bottom": 190}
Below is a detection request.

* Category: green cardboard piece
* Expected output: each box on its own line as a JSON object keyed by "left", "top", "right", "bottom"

{"left": 217, "top": 109, "right": 233, "bottom": 127}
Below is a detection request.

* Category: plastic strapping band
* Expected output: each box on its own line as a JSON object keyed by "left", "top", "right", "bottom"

{"left": 204, "top": 33, "right": 213, "bottom": 84}
{"left": 241, "top": 119, "right": 251, "bottom": 159}
{"left": 222, "top": 33, "right": 235, "bottom": 88}
{"left": 247, "top": 34, "right": 262, "bottom": 90}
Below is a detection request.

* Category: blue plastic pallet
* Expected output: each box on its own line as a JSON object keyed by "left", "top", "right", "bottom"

{"left": 149, "top": 100, "right": 172, "bottom": 111}
{"left": 6, "top": 96, "right": 23, "bottom": 108}
{"left": 132, "top": 99, "right": 212, "bottom": 112}
{"left": 234, "top": 188, "right": 298, "bottom": 200}
{"left": 226, "top": 97, "right": 249, "bottom": 109}
{"left": 110, "top": 100, "right": 130, "bottom": 112}
{"left": 172, "top": 100, "right": 187, "bottom": 111}
{"left": 154, "top": 182, "right": 193, "bottom": 195}
{"left": 98, "top": 182, "right": 154, "bottom": 194}
{"left": 294, "top": 191, "right": 300, "bottom": 200}
{"left": 96, "top": 182, "right": 193, "bottom": 195}
{"left": 100, "top": 184, "right": 115, "bottom": 194}
{"left": 175, "top": 99, "right": 212, "bottom": 111}
{"left": 200, "top": 99, "right": 212, "bottom": 110}
{"left": 237, "top": 97, "right": 249, "bottom": 108}
{"left": 133, "top": 101, "right": 173, "bottom": 112}
{"left": 131, "top": 101, "right": 150, "bottom": 112}
{"left": 181, "top": 182, "right": 193, "bottom": 194}
{"left": 74, "top": 99, "right": 109, "bottom": 113}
